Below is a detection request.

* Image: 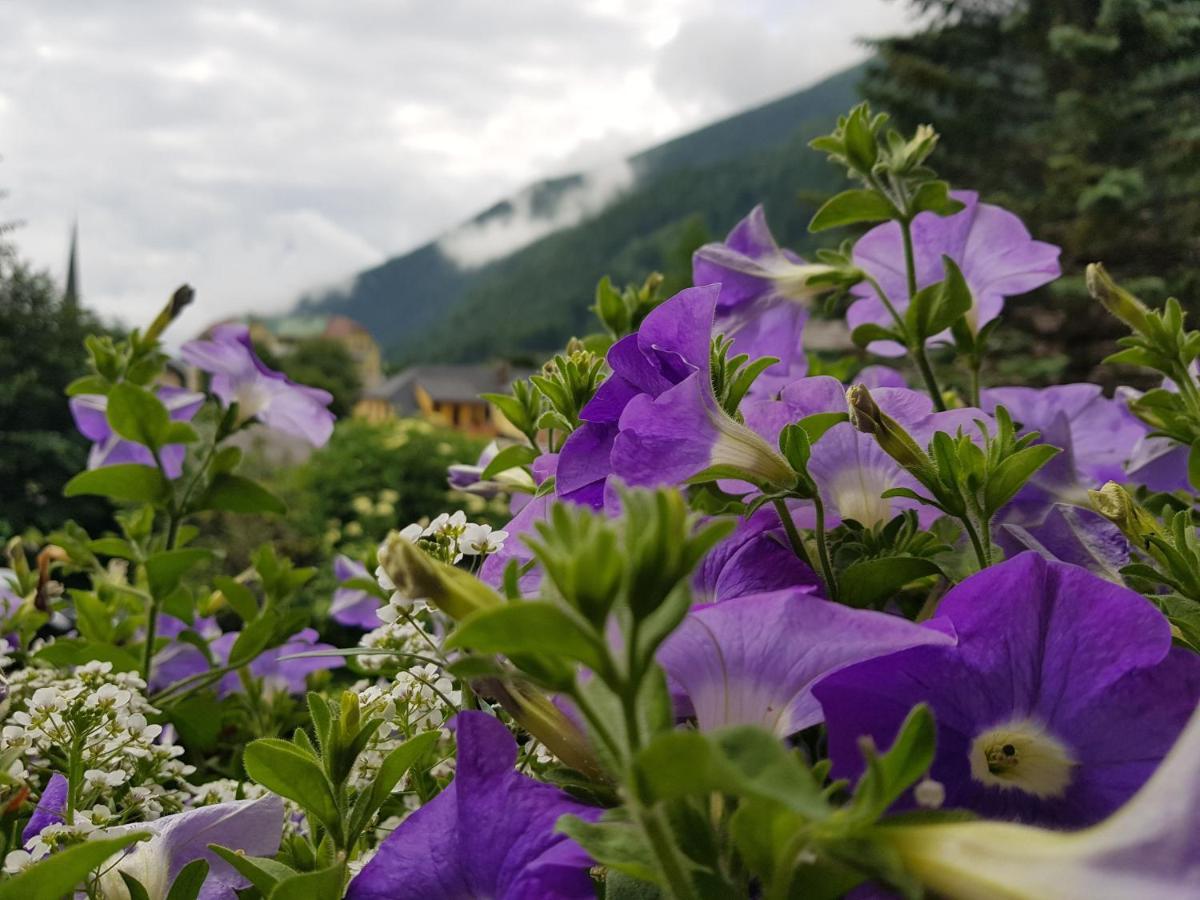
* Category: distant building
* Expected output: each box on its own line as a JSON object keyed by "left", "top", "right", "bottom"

{"left": 355, "top": 363, "right": 534, "bottom": 436}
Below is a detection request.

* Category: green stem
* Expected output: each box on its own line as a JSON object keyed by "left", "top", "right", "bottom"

{"left": 773, "top": 500, "right": 814, "bottom": 570}
{"left": 960, "top": 514, "right": 991, "bottom": 570}
{"left": 635, "top": 802, "right": 700, "bottom": 900}
{"left": 968, "top": 358, "right": 982, "bottom": 408}
{"left": 899, "top": 219, "right": 947, "bottom": 411}
{"left": 811, "top": 495, "right": 838, "bottom": 602}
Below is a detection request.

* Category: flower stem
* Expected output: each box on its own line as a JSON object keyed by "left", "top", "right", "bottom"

{"left": 811, "top": 495, "right": 838, "bottom": 602}
{"left": 773, "top": 500, "right": 814, "bottom": 571}
{"left": 899, "top": 219, "right": 947, "bottom": 412}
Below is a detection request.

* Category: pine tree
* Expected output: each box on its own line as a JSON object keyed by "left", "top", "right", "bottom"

{"left": 864, "top": 0, "right": 1200, "bottom": 381}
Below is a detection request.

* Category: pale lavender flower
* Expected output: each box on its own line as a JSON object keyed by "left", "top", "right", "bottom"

{"left": 69, "top": 387, "right": 204, "bottom": 479}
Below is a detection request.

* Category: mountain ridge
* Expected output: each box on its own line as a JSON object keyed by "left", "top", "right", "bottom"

{"left": 295, "top": 64, "right": 865, "bottom": 364}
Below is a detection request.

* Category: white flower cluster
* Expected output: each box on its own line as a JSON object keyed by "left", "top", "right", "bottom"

{"left": 5, "top": 808, "right": 122, "bottom": 873}
{"left": 1, "top": 662, "right": 194, "bottom": 822}
{"left": 354, "top": 616, "right": 431, "bottom": 674}
{"left": 381, "top": 511, "right": 507, "bottom": 575}
{"left": 348, "top": 670, "right": 461, "bottom": 800}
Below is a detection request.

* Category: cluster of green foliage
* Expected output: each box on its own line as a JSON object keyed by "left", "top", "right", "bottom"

{"left": 864, "top": 0, "right": 1200, "bottom": 381}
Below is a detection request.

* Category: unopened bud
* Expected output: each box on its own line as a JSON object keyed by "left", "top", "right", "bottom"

{"left": 339, "top": 689, "right": 361, "bottom": 736}
{"left": 484, "top": 678, "right": 605, "bottom": 782}
{"left": 378, "top": 532, "right": 501, "bottom": 621}
{"left": 847, "top": 384, "right": 931, "bottom": 474}
{"left": 1088, "top": 481, "right": 1162, "bottom": 547}
{"left": 144, "top": 284, "right": 195, "bottom": 344}
{"left": 1087, "top": 263, "right": 1151, "bottom": 334}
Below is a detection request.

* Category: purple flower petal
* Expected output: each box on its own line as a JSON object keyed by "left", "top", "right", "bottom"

{"left": 22, "top": 773, "right": 67, "bottom": 843}
{"left": 347, "top": 712, "right": 599, "bottom": 900}
{"left": 332, "top": 555, "right": 382, "bottom": 629}
{"left": 658, "top": 589, "right": 954, "bottom": 735}
{"left": 816, "top": 552, "right": 1200, "bottom": 827}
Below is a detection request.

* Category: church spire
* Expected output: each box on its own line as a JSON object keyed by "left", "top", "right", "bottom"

{"left": 64, "top": 219, "right": 79, "bottom": 307}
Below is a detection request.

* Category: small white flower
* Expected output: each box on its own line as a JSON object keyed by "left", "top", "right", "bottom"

{"left": 398, "top": 523, "right": 424, "bottom": 542}
{"left": 84, "top": 768, "right": 128, "bottom": 789}
{"left": 459, "top": 524, "right": 507, "bottom": 556}
{"left": 3, "top": 849, "right": 31, "bottom": 873}
{"left": 914, "top": 778, "right": 946, "bottom": 809}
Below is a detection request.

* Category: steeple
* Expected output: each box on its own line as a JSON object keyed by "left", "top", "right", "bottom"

{"left": 64, "top": 219, "right": 79, "bottom": 307}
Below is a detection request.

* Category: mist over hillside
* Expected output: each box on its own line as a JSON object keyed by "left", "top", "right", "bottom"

{"left": 295, "top": 65, "right": 863, "bottom": 365}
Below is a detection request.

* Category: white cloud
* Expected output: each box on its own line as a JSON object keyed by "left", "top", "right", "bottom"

{"left": 0, "top": 0, "right": 915, "bottom": 333}
{"left": 437, "top": 159, "right": 636, "bottom": 268}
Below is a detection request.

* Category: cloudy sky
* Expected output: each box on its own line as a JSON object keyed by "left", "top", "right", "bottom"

{"left": 1, "top": 1, "right": 914, "bottom": 335}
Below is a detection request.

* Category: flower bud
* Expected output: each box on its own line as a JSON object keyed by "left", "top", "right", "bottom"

{"left": 482, "top": 677, "right": 605, "bottom": 781}
{"left": 144, "top": 284, "right": 195, "bottom": 344}
{"left": 1088, "top": 481, "right": 1162, "bottom": 548}
{"left": 377, "top": 532, "right": 501, "bottom": 621}
{"left": 1086, "top": 263, "right": 1151, "bottom": 334}
{"left": 847, "top": 384, "right": 931, "bottom": 474}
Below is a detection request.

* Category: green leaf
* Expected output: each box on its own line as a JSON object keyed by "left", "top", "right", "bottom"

{"left": 847, "top": 704, "right": 937, "bottom": 824}
{"left": 107, "top": 383, "right": 170, "bottom": 449}
{"left": 809, "top": 189, "right": 895, "bottom": 232}
{"left": 167, "top": 693, "right": 224, "bottom": 754}
{"left": 64, "top": 464, "right": 170, "bottom": 503}
{"left": 480, "top": 444, "right": 539, "bottom": 481}
{"left": 197, "top": 473, "right": 287, "bottom": 515}
{"left": 837, "top": 557, "right": 943, "bottom": 608}
{"left": 905, "top": 257, "right": 972, "bottom": 341}
{"left": 162, "top": 421, "right": 200, "bottom": 444}
{"left": 88, "top": 537, "right": 138, "bottom": 558}
{"left": 243, "top": 738, "right": 340, "bottom": 830}
{"left": 445, "top": 602, "right": 609, "bottom": 674}
{"left": 349, "top": 730, "right": 439, "bottom": 840}
{"left": 35, "top": 638, "right": 141, "bottom": 672}
{"left": 146, "top": 548, "right": 213, "bottom": 597}
{"left": 213, "top": 575, "right": 258, "bottom": 621}
{"left": 165, "top": 859, "right": 210, "bottom": 900}
{"left": 66, "top": 374, "right": 110, "bottom": 396}
{"left": 1188, "top": 441, "right": 1200, "bottom": 492}
{"left": 797, "top": 412, "right": 850, "bottom": 445}
{"left": 557, "top": 814, "right": 663, "bottom": 887}
{"left": 635, "top": 727, "right": 828, "bottom": 819}
{"left": 208, "top": 846, "right": 298, "bottom": 895}
{"left": 0, "top": 832, "right": 148, "bottom": 900}
{"left": 851, "top": 323, "right": 902, "bottom": 349}
{"left": 120, "top": 872, "right": 153, "bottom": 900}
{"left": 908, "top": 181, "right": 964, "bottom": 217}
{"left": 268, "top": 863, "right": 346, "bottom": 900}
{"left": 227, "top": 610, "right": 280, "bottom": 668}
{"left": 983, "top": 444, "right": 1061, "bottom": 515}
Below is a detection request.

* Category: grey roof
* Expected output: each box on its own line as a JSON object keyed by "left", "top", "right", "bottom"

{"left": 367, "top": 363, "right": 535, "bottom": 413}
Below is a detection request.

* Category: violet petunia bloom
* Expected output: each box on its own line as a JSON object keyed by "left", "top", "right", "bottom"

{"left": 693, "top": 205, "right": 837, "bottom": 394}
{"left": 879, "top": 701, "right": 1200, "bottom": 900}
{"left": 98, "top": 795, "right": 284, "bottom": 900}
{"left": 21, "top": 773, "right": 67, "bottom": 844}
{"left": 743, "top": 377, "right": 987, "bottom": 528}
{"left": 1000, "top": 503, "right": 1130, "bottom": 582}
{"left": 150, "top": 618, "right": 341, "bottom": 697}
{"left": 658, "top": 588, "right": 953, "bottom": 735}
{"left": 848, "top": 190, "right": 1061, "bottom": 356}
{"left": 70, "top": 387, "right": 205, "bottom": 479}
{"left": 815, "top": 552, "right": 1200, "bottom": 828}
{"left": 692, "top": 507, "right": 821, "bottom": 602}
{"left": 556, "top": 285, "right": 721, "bottom": 508}
{"left": 212, "top": 628, "right": 341, "bottom": 697}
{"left": 180, "top": 324, "right": 335, "bottom": 447}
{"left": 982, "top": 384, "right": 1145, "bottom": 525}
{"left": 331, "top": 554, "right": 383, "bottom": 629}
{"left": 348, "top": 712, "right": 600, "bottom": 900}
{"left": 480, "top": 452, "right": 557, "bottom": 592}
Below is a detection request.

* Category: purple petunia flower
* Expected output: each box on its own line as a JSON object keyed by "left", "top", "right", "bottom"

{"left": 150, "top": 617, "right": 341, "bottom": 697}
{"left": 848, "top": 191, "right": 1061, "bottom": 356}
{"left": 556, "top": 285, "right": 721, "bottom": 508}
{"left": 21, "top": 773, "right": 67, "bottom": 844}
{"left": 658, "top": 588, "right": 953, "bottom": 735}
{"left": 815, "top": 552, "right": 1200, "bottom": 828}
{"left": 98, "top": 794, "right": 284, "bottom": 899}
{"left": 180, "top": 324, "right": 335, "bottom": 447}
{"left": 69, "top": 387, "right": 205, "bottom": 479}
{"left": 693, "top": 206, "right": 836, "bottom": 394}
{"left": 480, "top": 452, "right": 557, "bottom": 592}
{"left": 981, "top": 384, "right": 1145, "bottom": 526}
{"left": 331, "top": 554, "right": 383, "bottom": 629}
{"left": 692, "top": 508, "right": 821, "bottom": 603}
{"left": 743, "top": 377, "right": 987, "bottom": 528}
{"left": 347, "top": 711, "right": 600, "bottom": 900}
{"left": 1000, "top": 503, "right": 1130, "bottom": 581}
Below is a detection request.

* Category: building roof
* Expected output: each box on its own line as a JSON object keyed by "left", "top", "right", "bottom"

{"left": 366, "top": 363, "right": 535, "bottom": 414}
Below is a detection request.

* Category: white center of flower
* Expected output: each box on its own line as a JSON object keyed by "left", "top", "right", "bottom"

{"left": 968, "top": 719, "right": 1077, "bottom": 799}
{"left": 770, "top": 262, "right": 836, "bottom": 303}
{"left": 234, "top": 381, "right": 271, "bottom": 418}
{"left": 829, "top": 467, "right": 893, "bottom": 527}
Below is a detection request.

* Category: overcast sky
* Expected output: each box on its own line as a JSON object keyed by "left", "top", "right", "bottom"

{"left": 1, "top": 1, "right": 913, "bottom": 335}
